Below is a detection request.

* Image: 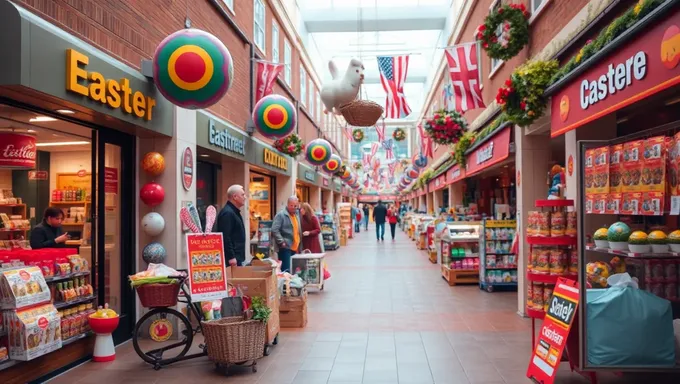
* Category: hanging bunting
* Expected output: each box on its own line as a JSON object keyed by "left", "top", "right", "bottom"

{"left": 377, "top": 55, "right": 412, "bottom": 119}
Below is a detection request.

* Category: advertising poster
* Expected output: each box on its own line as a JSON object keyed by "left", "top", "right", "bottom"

{"left": 256, "top": 220, "right": 273, "bottom": 258}
{"left": 527, "top": 278, "right": 579, "bottom": 384}
{"left": 186, "top": 233, "right": 228, "bottom": 302}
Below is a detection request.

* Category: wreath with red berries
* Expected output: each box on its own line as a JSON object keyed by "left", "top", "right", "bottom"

{"left": 352, "top": 128, "right": 364, "bottom": 143}
{"left": 392, "top": 127, "right": 406, "bottom": 142}
{"left": 475, "top": 3, "right": 530, "bottom": 61}
{"left": 423, "top": 110, "right": 468, "bottom": 146}
{"left": 273, "top": 133, "right": 304, "bottom": 157}
{"left": 496, "top": 60, "right": 559, "bottom": 127}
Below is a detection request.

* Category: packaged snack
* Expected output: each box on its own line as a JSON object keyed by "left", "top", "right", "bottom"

{"left": 665, "top": 283, "right": 677, "bottom": 300}
{"left": 666, "top": 261, "right": 678, "bottom": 283}
{"left": 550, "top": 212, "right": 565, "bottom": 237}
{"left": 549, "top": 249, "right": 567, "bottom": 276}
{"left": 534, "top": 248, "right": 550, "bottom": 274}
{"left": 565, "top": 212, "right": 577, "bottom": 237}
{"left": 592, "top": 146, "right": 610, "bottom": 194}
{"left": 528, "top": 248, "right": 536, "bottom": 271}
{"left": 536, "top": 212, "right": 550, "bottom": 237}
{"left": 650, "top": 260, "right": 665, "bottom": 283}
{"left": 620, "top": 193, "right": 642, "bottom": 215}
{"left": 527, "top": 211, "right": 538, "bottom": 237}
{"left": 609, "top": 144, "right": 623, "bottom": 193}
{"left": 543, "top": 284, "right": 555, "bottom": 312}
{"left": 670, "top": 133, "right": 680, "bottom": 196}
{"left": 640, "top": 192, "right": 664, "bottom": 216}
{"left": 642, "top": 136, "right": 666, "bottom": 193}
{"left": 486, "top": 255, "right": 497, "bottom": 268}
{"left": 568, "top": 249, "right": 578, "bottom": 274}
{"left": 532, "top": 283, "right": 544, "bottom": 310}
{"left": 592, "top": 194, "right": 608, "bottom": 214}
{"left": 605, "top": 193, "right": 622, "bottom": 215}
{"left": 527, "top": 282, "right": 533, "bottom": 308}
{"left": 585, "top": 148, "right": 596, "bottom": 194}
{"left": 622, "top": 140, "right": 643, "bottom": 192}
{"left": 585, "top": 194, "right": 594, "bottom": 214}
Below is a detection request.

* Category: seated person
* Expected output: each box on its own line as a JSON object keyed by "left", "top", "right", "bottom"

{"left": 30, "top": 207, "right": 70, "bottom": 249}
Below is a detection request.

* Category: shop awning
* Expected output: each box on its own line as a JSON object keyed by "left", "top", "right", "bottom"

{"left": 464, "top": 125, "right": 512, "bottom": 177}
{"left": 428, "top": 173, "right": 447, "bottom": 191}
{"left": 445, "top": 163, "right": 465, "bottom": 185}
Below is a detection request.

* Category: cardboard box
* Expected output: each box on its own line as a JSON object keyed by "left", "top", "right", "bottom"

{"left": 280, "top": 294, "right": 307, "bottom": 328}
{"left": 227, "top": 266, "right": 280, "bottom": 344}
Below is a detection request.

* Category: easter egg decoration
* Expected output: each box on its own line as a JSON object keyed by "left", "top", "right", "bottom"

{"left": 252, "top": 94, "right": 297, "bottom": 138}
{"left": 141, "top": 212, "right": 166, "bottom": 237}
{"left": 607, "top": 222, "right": 631, "bottom": 251}
{"left": 413, "top": 153, "right": 428, "bottom": 169}
{"left": 141, "top": 152, "right": 166, "bottom": 176}
{"left": 593, "top": 227, "right": 609, "bottom": 249}
{"left": 405, "top": 166, "right": 420, "bottom": 180}
{"left": 322, "top": 154, "right": 342, "bottom": 174}
{"left": 140, "top": 183, "right": 165, "bottom": 207}
{"left": 305, "top": 138, "right": 333, "bottom": 166}
{"left": 648, "top": 230, "right": 669, "bottom": 253}
{"left": 669, "top": 230, "right": 680, "bottom": 252}
{"left": 627, "top": 231, "right": 650, "bottom": 253}
{"left": 142, "top": 242, "right": 167, "bottom": 264}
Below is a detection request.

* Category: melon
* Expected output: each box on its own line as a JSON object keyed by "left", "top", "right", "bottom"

{"left": 607, "top": 222, "right": 631, "bottom": 242}
{"left": 668, "top": 230, "right": 680, "bottom": 244}
{"left": 627, "top": 231, "right": 648, "bottom": 245}
{"left": 593, "top": 227, "right": 608, "bottom": 240}
{"left": 648, "top": 230, "right": 667, "bottom": 245}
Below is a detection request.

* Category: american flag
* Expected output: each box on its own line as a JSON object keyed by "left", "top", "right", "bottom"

{"left": 444, "top": 42, "right": 485, "bottom": 112}
{"left": 377, "top": 56, "right": 411, "bottom": 119}
{"left": 343, "top": 125, "right": 353, "bottom": 142}
{"left": 255, "top": 61, "right": 284, "bottom": 102}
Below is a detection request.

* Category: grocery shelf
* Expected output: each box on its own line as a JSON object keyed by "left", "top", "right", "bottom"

{"left": 526, "top": 271, "right": 578, "bottom": 284}
{"left": 54, "top": 295, "right": 96, "bottom": 309}
{"left": 62, "top": 331, "right": 94, "bottom": 347}
{"left": 585, "top": 245, "right": 680, "bottom": 259}
{"left": 527, "top": 236, "right": 577, "bottom": 246}
{"left": 485, "top": 266, "right": 517, "bottom": 270}
{"left": 534, "top": 199, "right": 574, "bottom": 207}
{"left": 44, "top": 271, "right": 91, "bottom": 283}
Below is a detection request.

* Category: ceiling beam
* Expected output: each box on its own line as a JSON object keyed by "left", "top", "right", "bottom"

{"left": 305, "top": 17, "right": 446, "bottom": 33}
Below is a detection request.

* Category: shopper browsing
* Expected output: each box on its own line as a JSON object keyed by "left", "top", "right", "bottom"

{"left": 30, "top": 207, "right": 69, "bottom": 249}
{"left": 352, "top": 204, "right": 361, "bottom": 233}
{"left": 372, "top": 200, "right": 387, "bottom": 242}
{"left": 387, "top": 204, "right": 398, "bottom": 240}
{"left": 272, "top": 196, "right": 303, "bottom": 273}
{"left": 216, "top": 185, "right": 247, "bottom": 266}
{"left": 299, "top": 202, "right": 322, "bottom": 253}
{"left": 362, "top": 203, "right": 369, "bottom": 230}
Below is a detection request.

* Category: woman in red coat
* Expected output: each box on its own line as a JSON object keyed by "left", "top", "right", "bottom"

{"left": 300, "top": 202, "right": 323, "bottom": 253}
{"left": 387, "top": 204, "right": 399, "bottom": 240}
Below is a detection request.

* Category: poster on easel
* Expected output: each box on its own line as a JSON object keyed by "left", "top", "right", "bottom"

{"left": 185, "top": 233, "right": 229, "bottom": 302}
{"left": 255, "top": 220, "right": 273, "bottom": 258}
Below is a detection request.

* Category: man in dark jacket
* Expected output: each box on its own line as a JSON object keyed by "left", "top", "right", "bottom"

{"left": 372, "top": 200, "right": 388, "bottom": 241}
{"left": 362, "top": 204, "right": 369, "bottom": 230}
{"left": 30, "top": 207, "right": 70, "bottom": 249}
{"left": 217, "top": 185, "right": 247, "bottom": 266}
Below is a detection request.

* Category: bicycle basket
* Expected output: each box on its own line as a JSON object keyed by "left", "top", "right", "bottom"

{"left": 202, "top": 316, "right": 266, "bottom": 364}
{"left": 136, "top": 283, "right": 181, "bottom": 308}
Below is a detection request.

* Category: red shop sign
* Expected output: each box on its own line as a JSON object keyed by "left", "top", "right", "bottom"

{"left": 429, "top": 174, "right": 447, "bottom": 191}
{"left": 182, "top": 147, "right": 194, "bottom": 191}
{"left": 446, "top": 164, "right": 465, "bottom": 185}
{"left": 551, "top": 9, "right": 680, "bottom": 137}
{"left": 104, "top": 167, "right": 119, "bottom": 193}
{"left": 0, "top": 133, "right": 37, "bottom": 169}
{"left": 465, "top": 126, "right": 512, "bottom": 176}
{"left": 526, "top": 278, "right": 580, "bottom": 384}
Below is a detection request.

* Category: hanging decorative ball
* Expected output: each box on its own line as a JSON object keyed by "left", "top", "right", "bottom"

{"left": 153, "top": 28, "right": 233, "bottom": 109}
{"left": 305, "top": 138, "right": 333, "bottom": 166}
{"left": 339, "top": 168, "right": 352, "bottom": 181}
{"left": 253, "top": 94, "right": 297, "bottom": 138}
{"left": 140, "top": 182, "right": 165, "bottom": 207}
{"left": 142, "top": 242, "right": 167, "bottom": 264}
{"left": 405, "top": 167, "right": 420, "bottom": 180}
{"left": 141, "top": 152, "right": 166, "bottom": 176}
{"left": 322, "top": 154, "right": 342, "bottom": 174}
{"left": 413, "top": 154, "right": 428, "bottom": 169}
{"left": 141, "top": 212, "right": 166, "bottom": 236}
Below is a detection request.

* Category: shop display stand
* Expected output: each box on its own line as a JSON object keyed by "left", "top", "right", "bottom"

{"left": 479, "top": 219, "right": 517, "bottom": 293}
{"left": 440, "top": 223, "right": 481, "bottom": 286}
{"left": 337, "top": 203, "right": 352, "bottom": 246}
{"left": 317, "top": 214, "right": 338, "bottom": 251}
{"left": 0, "top": 204, "right": 28, "bottom": 240}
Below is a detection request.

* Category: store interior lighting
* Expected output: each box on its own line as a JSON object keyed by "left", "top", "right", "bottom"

{"left": 29, "top": 116, "right": 57, "bottom": 122}
{"left": 35, "top": 141, "right": 90, "bottom": 147}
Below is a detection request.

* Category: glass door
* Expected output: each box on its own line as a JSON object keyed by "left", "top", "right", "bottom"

{"left": 96, "top": 129, "right": 136, "bottom": 344}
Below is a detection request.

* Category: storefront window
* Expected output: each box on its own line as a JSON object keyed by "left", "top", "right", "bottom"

{"left": 296, "top": 183, "right": 310, "bottom": 203}
{"left": 249, "top": 171, "right": 274, "bottom": 236}
{"left": 197, "top": 160, "right": 219, "bottom": 228}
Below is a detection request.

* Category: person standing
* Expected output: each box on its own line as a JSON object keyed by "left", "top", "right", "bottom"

{"left": 216, "top": 185, "right": 247, "bottom": 266}
{"left": 30, "top": 207, "right": 70, "bottom": 249}
{"left": 387, "top": 204, "right": 398, "bottom": 240}
{"left": 362, "top": 203, "right": 370, "bottom": 230}
{"left": 352, "top": 204, "right": 361, "bottom": 233}
{"left": 372, "top": 200, "right": 387, "bottom": 242}
{"left": 299, "top": 202, "right": 322, "bottom": 253}
{"left": 272, "top": 196, "right": 303, "bottom": 273}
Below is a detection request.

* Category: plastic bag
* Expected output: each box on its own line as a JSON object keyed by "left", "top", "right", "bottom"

{"left": 201, "top": 300, "right": 223, "bottom": 321}
{"left": 323, "top": 262, "right": 331, "bottom": 280}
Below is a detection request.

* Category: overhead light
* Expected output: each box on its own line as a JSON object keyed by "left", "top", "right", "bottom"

{"left": 27, "top": 129, "right": 36, "bottom": 133}
{"left": 29, "top": 116, "right": 57, "bottom": 122}
{"left": 616, "top": 117, "right": 629, "bottom": 124}
{"left": 36, "top": 141, "right": 90, "bottom": 147}
{"left": 200, "top": 154, "right": 210, "bottom": 158}
{"left": 56, "top": 109, "right": 75, "bottom": 114}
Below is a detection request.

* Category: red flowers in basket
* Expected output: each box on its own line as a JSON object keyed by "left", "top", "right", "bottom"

{"left": 274, "top": 133, "right": 304, "bottom": 157}
{"left": 423, "top": 110, "right": 468, "bottom": 146}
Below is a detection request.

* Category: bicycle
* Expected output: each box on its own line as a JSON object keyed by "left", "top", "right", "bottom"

{"left": 131, "top": 272, "right": 207, "bottom": 371}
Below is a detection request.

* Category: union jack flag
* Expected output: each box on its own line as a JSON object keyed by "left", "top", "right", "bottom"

{"left": 444, "top": 42, "right": 485, "bottom": 112}
{"left": 377, "top": 55, "right": 411, "bottom": 119}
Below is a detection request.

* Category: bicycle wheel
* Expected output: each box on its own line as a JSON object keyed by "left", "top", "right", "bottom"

{"left": 132, "top": 307, "right": 193, "bottom": 367}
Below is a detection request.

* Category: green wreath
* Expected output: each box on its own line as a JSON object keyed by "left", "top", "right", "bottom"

{"left": 496, "top": 60, "right": 559, "bottom": 127}
{"left": 476, "top": 3, "right": 530, "bottom": 61}
{"left": 352, "top": 161, "right": 362, "bottom": 171}
{"left": 352, "top": 129, "right": 364, "bottom": 143}
{"left": 392, "top": 127, "right": 406, "bottom": 142}
{"left": 273, "top": 133, "right": 304, "bottom": 157}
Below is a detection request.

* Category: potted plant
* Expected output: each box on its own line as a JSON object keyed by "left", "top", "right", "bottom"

{"left": 423, "top": 109, "right": 467, "bottom": 145}
{"left": 669, "top": 230, "right": 680, "bottom": 253}
{"left": 648, "top": 230, "right": 669, "bottom": 254}
{"left": 593, "top": 227, "right": 609, "bottom": 249}
{"left": 627, "top": 231, "right": 650, "bottom": 253}
{"left": 607, "top": 222, "right": 631, "bottom": 251}
{"left": 250, "top": 296, "right": 272, "bottom": 323}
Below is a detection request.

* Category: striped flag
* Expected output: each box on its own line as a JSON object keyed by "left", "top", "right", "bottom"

{"left": 444, "top": 42, "right": 485, "bottom": 112}
{"left": 377, "top": 55, "right": 411, "bottom": 119}
{"left": 343, "top": 125, "right": 353, "bottom": 142}
{"left": 255, "top": 61, "right": 284, "bottom": 102}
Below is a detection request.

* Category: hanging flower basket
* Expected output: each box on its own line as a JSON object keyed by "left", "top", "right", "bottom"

{"left": 352, "top": 128, "right": 365, "bottom": 143}
{"left": 423, "top": 110, "right": 468, "bottom": 146}
{"left": 274, "top": 133, "right": 304, "bottom": 157}
{"left": 476, "top": 3, "right": 530, "bottom": 61}
{"left": 352, "top": 161, "right": 362, "bottom": 171}
{"left": 496, "top": 60, "right": 559, "bottom": 127}
{"left": 392, "top": 127, "right": 406, "bottom": 142}
{"left": 340, "top": 100, "right": 384, "bottom": 127}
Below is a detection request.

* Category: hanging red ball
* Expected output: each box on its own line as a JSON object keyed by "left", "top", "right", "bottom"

{"left": 140, "top": 182, "right": 165, "bottom": 207}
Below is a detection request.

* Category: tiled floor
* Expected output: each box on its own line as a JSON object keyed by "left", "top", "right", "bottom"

{"left": 48, "top": 224, "right": 654, "bottom": 383}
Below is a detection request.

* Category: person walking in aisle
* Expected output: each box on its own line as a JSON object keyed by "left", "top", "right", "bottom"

{"left": 387, "top": 204, "right": 398, "bottom": 240}
{"left": 362, "top": 203, "right": 370, "bottom": 230}
{"left": 299, "top": 202, "right": 322, "bottom": 253}
{"left": 352, "top": 204, "right": 361, "bottom": 233}
{"left": 216, "top": 185, "right": 247, "bottom": 266}
{"left": 272, "top": 196, "right": 303, "bottom": 273}
{"left": 372, "top": 200, "right": 387, "bottom": 241}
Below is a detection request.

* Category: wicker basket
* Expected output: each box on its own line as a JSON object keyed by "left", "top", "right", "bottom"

{"left": 340, "top": 100, "right": 384, "bottom": 127}
{"left": 136, "top": 283, "right": 181, "bottom": 308}
{"left": 202, "top": 317, "right": 266, "bottom": 364}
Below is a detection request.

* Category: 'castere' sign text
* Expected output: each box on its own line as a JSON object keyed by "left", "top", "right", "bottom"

{"left": 66, "top": 49, "right": 157, "bottom": 121}
{"left": 208, "top": 120, "right": 245, "bottom": 155}
{"left": 580, "top": 51, "right": 647, "bottom": 110}
{"left": 264, "top": 148, "right": 288, "bottom": 170}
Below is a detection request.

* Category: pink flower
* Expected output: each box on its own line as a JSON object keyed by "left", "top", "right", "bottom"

{"left": 287, "top": 145, "right": 296, "bottom": 152}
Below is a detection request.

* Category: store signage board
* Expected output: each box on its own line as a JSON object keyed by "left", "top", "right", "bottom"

{"left": 322, "top": 177, "right": 330, "bottom": 187}
{"left": 208, "top": 119, "right": 245, "bottom": 156}
{"left": 28, "top": 171, "right": 48, "bottom": 180}
{"left": 304, "top": 170, "right": 315, "bottom": 182}
{"left": 263, "top": 148, "right": 288, "bottom": 170}
{"left": 550, "top": 10, "right": 680, "bottom": 137}
{"left": 526, "top": 278, "right": 579, "bottom": 384}
{"left": 186, "top": 233, "right": 229, "bottom": 302}
{"left": 0, "top": 133, "right": 37, "bottom": 169}
{"left": 104, "top": 167, "right": 118, "bottom": 193}
{"left": 446, "top": 164, "right": 465, "bottom": 185}
{"left": 465, "top": 126, "right": 511, "bottom": 176}
{"left": 182, "top": 147, "right": 194, "bottom": 191}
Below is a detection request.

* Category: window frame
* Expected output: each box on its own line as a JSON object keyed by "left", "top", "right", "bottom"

{"left": 529, "top": 0, "right": 551, "bottom": 24}
{"left": 283, "top": 39, "right": 292, "bottom": 85}
{"left": 271, "top": 22, "right": 280, "bottom": 63}
{"left": 253, "top": 0, "right": 266, "bottom": 52}
{"left": 222, "top": 0, "right": 235, "bottom": 14}
{"left": 300, "top": 66, "right": 307, "bottom": 106}
{"left": 488, "top": 0, "right": 504, "bottom": 76}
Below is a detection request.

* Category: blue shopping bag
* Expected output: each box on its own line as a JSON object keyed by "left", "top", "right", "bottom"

{"left": 586, "top": 274, "right": 675, "bottom": 367}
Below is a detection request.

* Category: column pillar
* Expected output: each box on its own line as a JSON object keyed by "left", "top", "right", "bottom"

{"left": 310, "top": 186, "right": 322, "bottom": 212}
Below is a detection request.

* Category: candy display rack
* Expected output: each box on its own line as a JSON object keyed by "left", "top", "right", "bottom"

{"left": 479, "top": 219, "right": 518, "bottom": 293}
{"left": 439, "top": 223, "right": 481, "bottom": 286}
{"left": 317, "top": 214, "right": 338, "bottom": 251}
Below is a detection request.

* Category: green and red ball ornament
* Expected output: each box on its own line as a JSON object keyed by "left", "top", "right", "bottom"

{"left": 322, "top": 154, "right": 342, "bottom": 174}
{"left": 406, "top": 167, "right": 420, "bottom": 180}
{"left": 305, "top": 138, "right": 333, "bottom": 166}
{"left": 153, "top": 29, "right": 233, "bottom": 109}
{"left": 253, "top": 94, "right": 297, "bottom": 138}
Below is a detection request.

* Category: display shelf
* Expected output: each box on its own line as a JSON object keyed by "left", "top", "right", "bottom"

{"left": 445, "top": 237, "right": 479, "bottom": 242}
{"left": 442, "top": 265, "right": 479, "bottom": 286}
{"left": 526, "top": 307, "right": 546, "bottom": 319}
{"left": 486, "top": 266, "right": 518, "bottom": 270}
{"left": 0, "top": 360, "right": 18, "bottom": 372}
{"left": 534, "top": 199, "right": 574, "bottom": 207}
{"left": 527, "top": 236, "right": 577, "bottom": 246}
{"left": 54, "top": 295, "right": 96, "bottom": 310}
{"left": 44, "top": 271, "right": 91, "bottom": 283}
{"left": 62, "top": 332, "right": 94, "bottom": 347}
{"left": 0, "top": 204, "right": 25, "bottom": 208}
{"left": 49, "top": 201, "right": 89, "bottom": 205}
{"left": 0, "top": 229, "right": 27, "bottom": 232}
{"left": 527, "top": 271, "right": 578, "bottom": 284}
{"left": 585, "top": 245, "right": 680, "bottom": 259}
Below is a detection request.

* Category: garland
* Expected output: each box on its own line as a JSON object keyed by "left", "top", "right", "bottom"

{"left": 452, "top": 131, "right": 477, "bottom": 168}
{"left": 424, "top": 109, "right": 467, "bottom": 145}
{"left": 273, "top": 133, "right": 304, "bottom": 157}
{"left": 352, "top": 128, "right": 364, "bottom": 143}
{"left": 496, "top": 60, "right": 558, "bottom": 126}
{"left": 392, "top": 127, "right": 406, "bottom": 142}
{"left": 476, "top": 3, "right": 530, "bottom": 61}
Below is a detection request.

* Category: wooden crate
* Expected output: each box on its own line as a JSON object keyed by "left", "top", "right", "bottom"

{"left": 441, "top": 266, "right": 478, "bottom": 286}
{"left": 428, "top": 250, "right": 437, "bottom": 264}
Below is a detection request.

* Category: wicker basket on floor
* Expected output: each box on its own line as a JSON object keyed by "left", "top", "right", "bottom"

{"left": 136, "top": 283, "right": 181, "bottom": 308}
{"left": 202, "top": 316, "right": 266, "bottom": 364}
{"left": 340, "top": 100, "right": 384, "bottom": 127}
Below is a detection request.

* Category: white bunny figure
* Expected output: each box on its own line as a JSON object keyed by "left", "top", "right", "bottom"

{"left": 320, "top": 58, "right": 365, "bottom": 115}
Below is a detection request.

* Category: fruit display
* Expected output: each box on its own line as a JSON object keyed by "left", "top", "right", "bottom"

{"left": 90, "top": 303, "right": 118, "bottom": 319}
{"left": 648, "top": 230, "right": 669, "bottom": 253}
{"left": 669, "top": 230, "right": 680, "bottom": 252}
{"left": 628, "top": 231, "right": 650, "bottom": 253}
{"left": 607, "top": 222, "right": 631, "bottom": 250}
{"left": 586, "top": 261, "right": 611, "bottom": 288}
{"left": 593, "top": 227, "right": 609, "bottom": 248}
